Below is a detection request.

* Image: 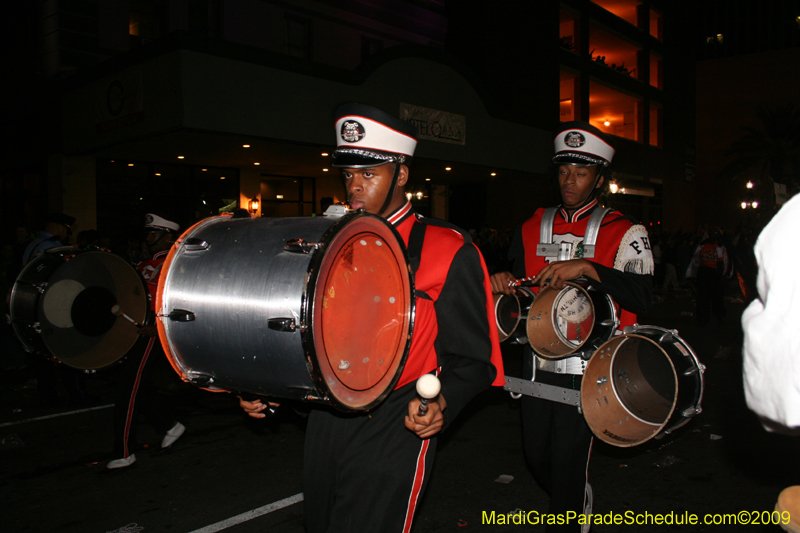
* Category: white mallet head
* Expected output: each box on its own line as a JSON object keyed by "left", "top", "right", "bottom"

{"left": 110, "top": 304, "right": 122, "bottom": 316}
{"left": 416, "top": 374, "right": 441, "bottom": 400}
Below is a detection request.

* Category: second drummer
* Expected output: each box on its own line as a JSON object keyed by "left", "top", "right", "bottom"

{"left": 490, "top": 121, "right": 653, "bottom": 532}
{"left": 241, "top": 102, "right": 504, "bottom": 533}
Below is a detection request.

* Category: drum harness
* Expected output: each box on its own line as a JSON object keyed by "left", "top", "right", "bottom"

{"left": 505, "top": 206, "right": 611, "bottom": 410}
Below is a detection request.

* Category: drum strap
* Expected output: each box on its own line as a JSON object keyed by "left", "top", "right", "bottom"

{"left": 406, "top": 219, "right": 432, "bottom": 300}
{"left": 537, "top": 206, "right": 610, "bottom": 260}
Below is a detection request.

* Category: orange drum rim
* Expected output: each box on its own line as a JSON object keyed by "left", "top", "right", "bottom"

{"left": 308, "top": 212, "right": 414, "bottom": 411}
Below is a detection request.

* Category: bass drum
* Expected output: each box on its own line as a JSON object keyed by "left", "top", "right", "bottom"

{"left": 581, "top": 325, "right": 705, "bottom": 447}
{"left": 157, "top": 210, "right": 415, "bottom": 412}
{"left": 8, "top": 247, "right": 149, "bottom": 371}
{"left": 526, "top": 281, "right": 618, "bottom": 359}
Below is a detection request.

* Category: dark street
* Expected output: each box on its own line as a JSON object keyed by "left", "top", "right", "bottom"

{"left": 3, "top": 283, "right": 798, "bottom": 533}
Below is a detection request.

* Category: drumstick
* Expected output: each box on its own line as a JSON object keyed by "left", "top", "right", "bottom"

{"left": 416, "top": 374, "right": 441, "bottom": 416}
{"left": 111, "top": 304, "right": 141, "bottom": 327}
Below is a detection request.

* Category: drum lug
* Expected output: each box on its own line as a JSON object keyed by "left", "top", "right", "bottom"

{"left": 167, "top": 309, "right": 196, "bottom": 322}
{"left": 268, "top": 317, "right": 297, "bottom": 332}
{"left": 682, "top": 406, "right": 701, "bottom": 418}
{"left": 183, "top": 238, "right": 210, "bottom": 252}
{"left": 35, "top": 283, "right": 48, "bottom": 294}
{"left": 33, "top": 322, "right": 42, "bottom": 334}
{"left": 284, "top": 238, "right": 321, "bottom": 254}
{"left": 596, "top": 376, "right": 608, "bottom": 386}
{"left": 185, "top": 372, "right": 215, "bottom": 387}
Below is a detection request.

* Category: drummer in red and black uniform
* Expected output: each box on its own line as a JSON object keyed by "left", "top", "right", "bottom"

{"left": 107, "top": 214, "right": 187, "bottom": 470}
{"left": 491, "top": 122, "right": 653, "bottom": 532}
{"left": 241, "top": 103, "right": 504, "bottom": 532}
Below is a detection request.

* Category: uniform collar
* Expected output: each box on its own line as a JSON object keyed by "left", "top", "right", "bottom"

{"left": 559, "top": 198, "right": 599, "bottom": 223}
{"left": 385, "top": 201, "right": 415, "bottom": 227}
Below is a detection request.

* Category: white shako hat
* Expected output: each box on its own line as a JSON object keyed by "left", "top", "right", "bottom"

{"left": 553, "top": 121, "right": 615, "bottom": 167}
{"left": 332, "top": 103, "right": 418, "bottom": 168}
{"left": 144, "top": 213, "right": 180, "bottom": 233}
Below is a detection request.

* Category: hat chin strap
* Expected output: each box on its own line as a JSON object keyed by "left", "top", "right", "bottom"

{"left": 377, "top": 162, "right": 402, "bottom": 217}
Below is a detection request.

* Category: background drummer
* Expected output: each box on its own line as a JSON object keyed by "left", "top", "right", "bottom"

{"left": 107, "top": 213, "right": 187, "bottom": 470}
{"left": 490, "top": 121, "right": 653, "bottom": 532}
{"left": 241, "top": 102, "right": 504, "bottom": 533}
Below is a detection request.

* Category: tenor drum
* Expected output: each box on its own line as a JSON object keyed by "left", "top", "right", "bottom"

{"left": 8, "top": 247, "right": 149, "bottom": 371}
{"left": 157, "top": 210, "right": 415, "bottom": 412}
{"left": 526, "top": 282, "right": 618, "bottom": 359}
{"left": 494, "top": 287, "right": 535, "bottom": 343}
{"left": 581, "top": 325, "right": 705, "bottom": 447}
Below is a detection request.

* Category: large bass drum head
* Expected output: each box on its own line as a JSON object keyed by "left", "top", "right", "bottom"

{"left": 309, "top": 214, "right": 414, "bottom": 411}
{"left": 10, "top": 248, "right": 148, "bottom": 370}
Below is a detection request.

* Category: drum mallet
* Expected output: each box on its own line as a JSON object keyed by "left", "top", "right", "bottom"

{"left": 416, "top": 374, "right": 441, "bottom": 416}
{"left": 111, "top": 305, "right": 141, "bottom": 327}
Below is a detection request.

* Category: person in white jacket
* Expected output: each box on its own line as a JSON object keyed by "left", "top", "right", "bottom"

{"left": 742, "top": 193, "right": 800, "bottom": 434}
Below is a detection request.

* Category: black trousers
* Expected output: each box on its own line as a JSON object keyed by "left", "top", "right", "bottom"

{"left": 112, "top": 335, "right": 177, "bottom": 458}
{"left": 303, "top": 382, "right": 437, "bottom": 533}
{"left": 696, "top": 267, "right": 725, "bottom": 325}
{"left": 521, "top": 371, "right": 593, "bottom": 533}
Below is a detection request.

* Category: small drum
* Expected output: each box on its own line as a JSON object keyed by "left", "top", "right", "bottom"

{"left": 526, "top": 281, "right": 618, "bottom": 359}
{"left": 157, "top": 210, "right": 414, "bottom": 412}
{"left": 8, "top": 247, "right": 149, "bottom": 371}
{"left": 494, "top": 287, "right": 535, "bottom": 343}
{"left": 581, "top": 325, "right": 705, "bottom": 447}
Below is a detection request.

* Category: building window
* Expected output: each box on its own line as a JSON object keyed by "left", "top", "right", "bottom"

{"left": 649, "top": 102, "right": 662, "bottom": 147}
{"left": 560, "top": 8, "right": 579, "bottom": 52}
{"left": 649, "top": 53, "right": 662, "bottom": 89}
{"left": 590, "top": 0, "right": 641, "bottom": 27}
{"left": 589, "top": 23, "right": 641, "bottom": 80}
{"left": 129, "top": 0, "right": 162, "bottom": 44}
{"left": 286, "top": 15, "right": 311, "bottom": 59}
{"left": 560, "top": 69, "right": 580, "bottom": 122}
{"left": 589, "top": 80, "right": 643, "bottom": 142}
{"left": 649, "top": 9, "right": 663, "bottom": 40}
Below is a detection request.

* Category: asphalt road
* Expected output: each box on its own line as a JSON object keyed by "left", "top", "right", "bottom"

{"left": 2, "top": 285, "right": 797, "bottom": 533}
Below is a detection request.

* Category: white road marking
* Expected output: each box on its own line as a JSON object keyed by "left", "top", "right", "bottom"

{"left": 0, "top": 404, "right": 114, "bottom": 427}
{"left": 188, "top": 493, "right": 304, "bottom": 532}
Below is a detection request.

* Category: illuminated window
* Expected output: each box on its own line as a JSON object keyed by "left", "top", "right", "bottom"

{"left": 649, "top": 53, "right": 662, "bottom": 89}
{"left": 589, "top": 80, "right": 642, "bottom": 142}
{"left": 590, "top": 0, "right": 641, "bottom": 27}
{"left": 560, "top": 70, "right": 580, "bottom": 122}
{"left": 589, "top": 24, "right": 642, "bottom": 80}
{"left": 649, "top": 9, "right": 663, "bottom": 40}
{"left": 560, "top": 9, "right": 579, "bottom": 52}
{"left": 649, "top": 102, "right": 662, "bottom": 147}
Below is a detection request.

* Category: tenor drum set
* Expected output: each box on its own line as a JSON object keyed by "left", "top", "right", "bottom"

{"left": 495, "top": 281, "right": 704, "bottom": 447}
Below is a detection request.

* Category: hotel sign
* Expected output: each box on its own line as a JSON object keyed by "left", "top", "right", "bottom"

{"left": 400, "top": 103, "right": 465, "bottom": 145}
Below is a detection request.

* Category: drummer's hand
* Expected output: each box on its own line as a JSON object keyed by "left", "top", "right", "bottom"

{"left": 238, "top": 397, "right": 280, "bottom": 419}
{"left": 405, "top": 395, "right": 446, "bottom": 439}
{"left": 534, "top": 259, "right": 599, "bottom": 290}
{"left": 490, "top": 271, "right": 516, "bottom": 295}
{"left": 138, "top": 325, "right": 158, "bottom": 337}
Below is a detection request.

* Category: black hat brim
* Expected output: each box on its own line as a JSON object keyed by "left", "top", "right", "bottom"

{"left": 331, "top": 151, "right": 396, "bottom": 169}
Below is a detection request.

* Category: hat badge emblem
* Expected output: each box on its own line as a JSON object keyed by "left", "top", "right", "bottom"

{"left": 565, "top": 132, "right": 586, "bottom": 148}
{"left": 341, "top": 120, "right": 366, "bottom": 143}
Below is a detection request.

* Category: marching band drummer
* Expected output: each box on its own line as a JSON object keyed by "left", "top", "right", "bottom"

{"left": 241, "top": 103, "right": 504, "bottom": 533}
{"left": 107, "top": 214, "right": 187, "bottom": 470}
{"left": 490, "top": 122, "right": 653, "bottom": 532}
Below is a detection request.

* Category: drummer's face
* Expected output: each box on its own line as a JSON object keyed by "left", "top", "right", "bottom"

{"left": 342, "top": 164, "right": 407, "bottom": 215}
{"left": 558, "top": 164, "right": 603, "bottom": 211}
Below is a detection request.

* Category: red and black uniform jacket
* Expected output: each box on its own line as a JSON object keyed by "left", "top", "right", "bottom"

{"left": 509, "top": 200, "right": 653, "bottom": 330}
{"left": 388, "top": 202, "right": 504, "bottom": 428}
